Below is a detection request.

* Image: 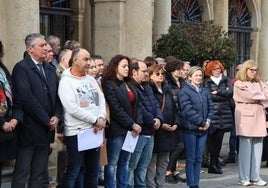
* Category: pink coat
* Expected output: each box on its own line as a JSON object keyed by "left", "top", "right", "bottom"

{"left": 233, "top": 80, "right": 268, "bottom": 137}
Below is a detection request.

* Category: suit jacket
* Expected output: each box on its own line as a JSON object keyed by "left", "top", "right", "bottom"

{"left": 12, "top": 54, "right": 62, "bottom": 146}
{"left": 103, "top": 79, "right": 143, "bottom": 137}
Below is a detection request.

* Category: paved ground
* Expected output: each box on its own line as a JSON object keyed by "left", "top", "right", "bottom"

{"left": 2, "top": 133, "right": 268, "bottom": 188}
{"left": 166, "top": 162, "right": 268, "bottom": 188}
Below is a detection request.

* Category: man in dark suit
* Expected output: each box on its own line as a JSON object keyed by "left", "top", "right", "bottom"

{"left": 11, "top": 33, "right": 62, "bottom": 188}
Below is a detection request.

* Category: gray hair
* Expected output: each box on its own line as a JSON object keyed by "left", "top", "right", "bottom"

{"left": 47, "top": 35, "right": 60, "bottom": 45}
{"left": 187, "top": 66, "right": 203, "bottom": 80}
{"left": 25, "top": 33, "right": 45, "bottom": 48}
{"left": 58, "top": 49, "right": 71, "bottom": 62}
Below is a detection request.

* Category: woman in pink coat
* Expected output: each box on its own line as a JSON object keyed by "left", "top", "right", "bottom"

{"left": 233, "top": 60, "right": 268, "bottom": 186}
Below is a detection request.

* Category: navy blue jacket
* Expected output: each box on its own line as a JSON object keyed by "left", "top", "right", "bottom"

{"left": 102, "top": 79, "right": 143, "bottom": 137}
{"left": 12, "top": 54, "right": 62, "bottom": 146}
{"left": 179, "top": 82, "right": 214, "bottom": 135}
{"left": 133, "top": 81, "right": 163, "bottom": 136}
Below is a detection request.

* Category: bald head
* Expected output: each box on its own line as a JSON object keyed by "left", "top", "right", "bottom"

{"left": 70, "top": 48, "right": 91, "bottom": 76}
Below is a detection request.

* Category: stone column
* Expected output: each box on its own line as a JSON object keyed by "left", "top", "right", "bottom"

{"left": 125, "top": 0, "right": 153, "bottom": 59}
{"left": 213, "top": 0, "right": 228, "bottom": 31}
{"left": 0, "top": 1, "right": 4, "bottom": 41}
{"left": 153, "top": 0, "right": 171, "bottom": 45}
{"left": 70, "top": 0, "right": 85, "bottom": 46}
{"left": 4, "top": 0, "right": 39, "bottom": 71}
{"left": 258, "top": 0, "right": 268, "bottom": 81}
{"left": 94, "top": 0, "right": 126, "bottom": 63}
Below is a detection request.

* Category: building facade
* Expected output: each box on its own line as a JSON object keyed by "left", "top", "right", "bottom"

{"left": 0, "top": 0, "right": 268, "bottom": 79}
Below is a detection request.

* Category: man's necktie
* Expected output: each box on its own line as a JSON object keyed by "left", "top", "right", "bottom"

{"left": 37, "top": 63, "right": 47, "bottom": 82}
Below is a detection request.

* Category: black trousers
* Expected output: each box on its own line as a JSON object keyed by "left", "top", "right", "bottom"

{"left": 11, "top": 145, "right": 49, "bottom": 188}
{"left": 207, "top": 129, "right": 225, "bottom": 166}
{"left": 166, "top": 132, "right": 184, "bottom": 172}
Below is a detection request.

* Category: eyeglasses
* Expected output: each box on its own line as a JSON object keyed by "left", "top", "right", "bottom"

{"left": 248, "top": 68, "right": 258, "bottom": 72}
{"left": 212, "top": 67, "right": 221, "bottom": 71}
{"left": 155, "top": 72, "right": 164, "bottom": 76}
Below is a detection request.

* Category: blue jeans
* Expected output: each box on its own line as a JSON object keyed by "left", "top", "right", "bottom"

{"left": 104, "top": 135, "right": 131, "bottom": 188}
{"left": 128, "top": 135, "right": 154, "bottom": 188}
{"left": 62, "top": 135, "right": 100, "bottom": 188}
{"left": 182, "top": 133, "right": 207, "bottom": 187}
{"left": 74, "top": 167, "right": 86, "bottom": 188}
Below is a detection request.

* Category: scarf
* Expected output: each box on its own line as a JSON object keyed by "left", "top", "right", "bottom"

{"left": 0, "top": 67, "right": 12, "bottom": 117}
{"left": 210, "top": 74, "right": 222, "bottom": 85}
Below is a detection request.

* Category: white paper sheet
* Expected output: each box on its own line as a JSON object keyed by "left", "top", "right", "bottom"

{"left": 77, "top": 128, "right": 103, "bottom": 151}
{"left": 122, "top": 131, "right": 139, "bottom": 153}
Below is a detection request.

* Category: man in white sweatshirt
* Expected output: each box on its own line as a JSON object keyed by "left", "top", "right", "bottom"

{"left": 58, "top": 48, "right": 106, "bottom": 188}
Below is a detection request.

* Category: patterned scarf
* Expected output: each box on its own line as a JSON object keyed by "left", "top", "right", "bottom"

{"left": 0, "top": 67, "right": 12, "bottom": 117}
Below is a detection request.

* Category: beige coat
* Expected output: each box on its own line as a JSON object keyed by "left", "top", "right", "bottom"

{"left": 233, "top": 80, "right": 268, "bottom": 137}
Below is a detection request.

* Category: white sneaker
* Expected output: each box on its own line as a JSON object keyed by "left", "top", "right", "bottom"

{"left": 252, "top": 180, "right": 267, "bottom": 186}
{"left": 238, "top": 180, "right": 251, "bottom": 186}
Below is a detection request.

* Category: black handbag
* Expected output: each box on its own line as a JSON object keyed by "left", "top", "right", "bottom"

{"left": 0, "top": 128, "right": 17, "bottom": 143}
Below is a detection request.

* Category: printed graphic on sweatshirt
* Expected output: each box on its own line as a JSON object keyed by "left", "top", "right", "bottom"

{"left": 75, "top": 81, "right": 99, "bottom": 108}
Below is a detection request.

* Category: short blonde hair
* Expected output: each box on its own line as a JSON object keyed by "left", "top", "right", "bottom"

{"left": 187, "top": 66, "right": 204, "bottom": 81}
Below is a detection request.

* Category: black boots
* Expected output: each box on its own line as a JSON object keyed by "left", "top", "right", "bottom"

{"left": 208, "top": 164, "right": 223, "bottom": 174}
{"left": 224, "top": 157, "right": 235, "bottom": 164}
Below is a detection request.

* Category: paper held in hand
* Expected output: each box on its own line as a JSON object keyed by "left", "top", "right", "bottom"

{"left": 77, "top": 128, "right": 104, "bottom": 151}
{"left": 122, "top": 131, "right": 139, "bottom": 153}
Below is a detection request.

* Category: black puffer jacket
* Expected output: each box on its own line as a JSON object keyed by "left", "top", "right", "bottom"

{"left": 165, "top": 73, "right": 187, "bottom": 113}
{"left": 203, "top": 75, "right": 234, "bottom": 130}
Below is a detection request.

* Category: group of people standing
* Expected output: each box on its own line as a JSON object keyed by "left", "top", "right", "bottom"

{"left": 0, "top": 32, "right": 268, "bottom": 188}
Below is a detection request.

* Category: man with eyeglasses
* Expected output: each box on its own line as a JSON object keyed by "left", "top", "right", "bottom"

{"left": 128, "top": 59, "right": 163, "bottom": 188}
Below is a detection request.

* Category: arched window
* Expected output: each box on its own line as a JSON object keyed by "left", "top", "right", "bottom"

{"left": 228, "top": 0, "right": 252, "bottom": 77}
{"left": 171, "top": 0, "right": 202, "bottom": 23}
{"left": 229, "top": 0, "right": 251, "bottom": 27}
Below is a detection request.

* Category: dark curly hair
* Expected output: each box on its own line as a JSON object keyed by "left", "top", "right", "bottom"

{"left": 165, "top": 59, "right": 184, "bottom": 73}
{"left": 144, "top": 56, "right": 157, "bottom": 68}
{"left": 102, "top": 54, "right": 131, "bottom": 86}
